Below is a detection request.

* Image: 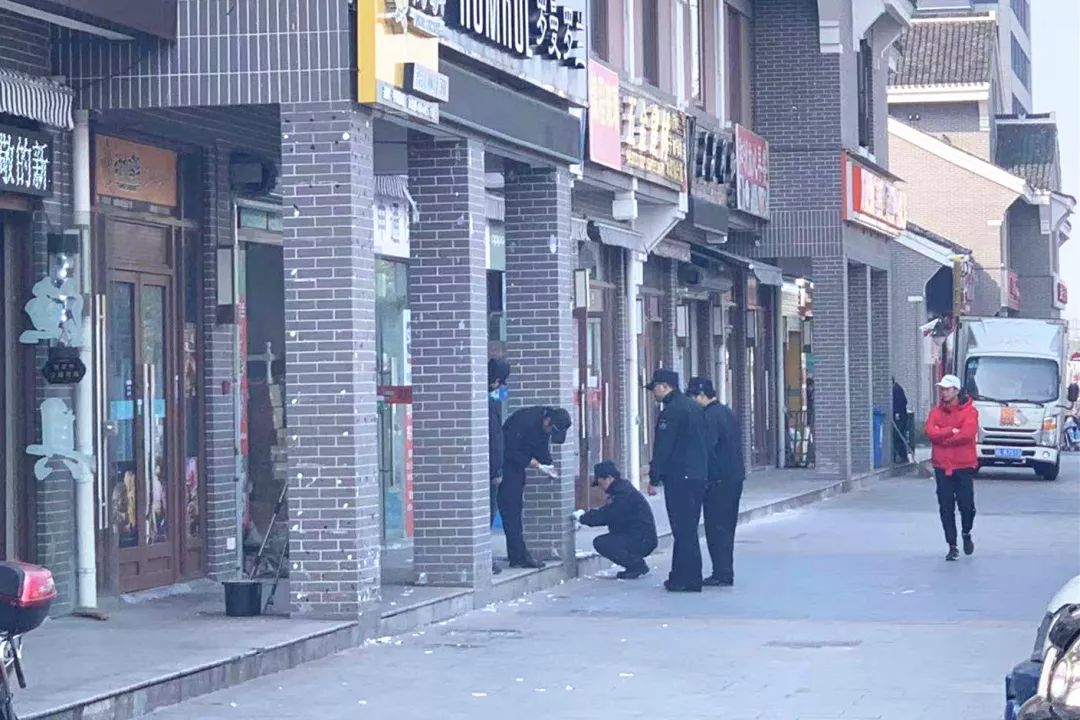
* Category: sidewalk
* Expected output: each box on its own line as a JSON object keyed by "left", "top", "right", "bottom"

{"left": 16, "top": 465, "right": 891, "bottom": 720}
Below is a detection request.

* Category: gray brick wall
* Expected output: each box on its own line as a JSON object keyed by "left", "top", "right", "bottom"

{"left": 0, "top": 8, "right": 50, "bottom": 74}
{"left": 1007, "top": 202, "right": 1059, "bottom": 319}
{"left": 890, "top": 245, "right": 946, "bottom": 424}
{"left": 810, "top": 256, "right": 851, "bottom": 478}
{"left": 870, "top": 269, "right": 892, "bottom": 463}
{"left": 889, "top": 103, "right": 989, "bottom": 160}
{"left": 407, "top": 134, "right": 492, "bottom": 588}
{"left": 847, "top": 264, "right": 872, "bottom": 474}
{"left": 279, "top": 102, "right": 380, "bottom": 620}
{"left": 503, "top": 164, "right": 577, "bottom": 567}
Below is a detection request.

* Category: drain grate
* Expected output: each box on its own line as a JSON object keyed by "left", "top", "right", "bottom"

{"left": 765, "top": 640, "right": 862, "bottom": 650}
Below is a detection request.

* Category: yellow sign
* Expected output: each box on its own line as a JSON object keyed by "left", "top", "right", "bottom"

{"left": 357, "top": 0, "right": 447, "bottom": 123}
{"left": 620, "top": 91, "right": 687, "bottom": 190}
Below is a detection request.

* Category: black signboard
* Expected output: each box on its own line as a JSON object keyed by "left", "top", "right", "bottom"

{"left": 0, "top": 125, "right": 53, "bottom": 198}
{"left": 446, "top": 0, "right": 585, "bottom": 67}
{"left": 42, "top": 347, "right": 86, "bottom": 385}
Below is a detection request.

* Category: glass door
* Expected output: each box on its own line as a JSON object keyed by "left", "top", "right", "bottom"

{"left": 375, "top": 258, "right": 412, "bottom": 545}
{"left": 107, "top": 271, "right": 176, "bottom": 591}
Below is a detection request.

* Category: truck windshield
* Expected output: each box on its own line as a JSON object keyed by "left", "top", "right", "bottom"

{"left": 964, "top": 356, "right": 1060, "bottom": 404}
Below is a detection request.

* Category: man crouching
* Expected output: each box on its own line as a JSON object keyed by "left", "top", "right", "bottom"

{"left": 575, "top": 461, "right": 659, "bottom": 579}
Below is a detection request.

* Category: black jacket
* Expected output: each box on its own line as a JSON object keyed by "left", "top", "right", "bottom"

{"left": 703, "top": 400, "right": 746, "bottom": 486}
{"left": 488, "top": 395, "right": 504, "bottom": 480}
{"left": 503, "top": 406, "right": 554, "bottom": 474}
{"left": 649, "top": 390, "right": 709, "bottom": 486}
{"left": 580, "top": 478, "right": 658, "bottom": 545}
{"left": 893, "top": 382, "right": 909, "bottom": 417}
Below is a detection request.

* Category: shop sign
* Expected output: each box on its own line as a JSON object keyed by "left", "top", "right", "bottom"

{"left": 690, "top": 124, "right": 735, "bottom": 206}
{"left": 0, "top": 125, "right": 53, "bottom": 197}
{"left": 1054, "top": 275, "right": 1068, "bottom": 310}
{"left": 735, "top": 125, "right": 769, "bottom": 219}
{"left": 374, "top": 197, "right": 412, "bottom": 259}
{"left": 26, "top": 398, "right": 92, "bottom": 482}
{"left": 42, "top": 347, "right": 86, "bottom": 385}
{"left": 95, "top": 135, "right": 177, "bottom": 208}
{"left": 587, "top": 61, "right": 621, "bottom": 171}
{"left": 951, "top": 255, "right": 975, "bottom": 317}
{"left": 620, "top": 89, "right": 687, "bottom": 190}
{"left": 358, "top": 0, "right": 448, "bottom": 123}
{"left": 1004, "top": 269, "right": 1021, "bottom": 311}
{"left": 841, "top": 154, "right": 906, "bottom": 237}
{"left": 445, "top": 0, "right": 585, "bottom": 67}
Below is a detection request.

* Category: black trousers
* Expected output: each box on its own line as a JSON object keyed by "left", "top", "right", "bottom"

{"left": 593, "top": 533, "right": 657, "bottom": 571}
{"left": 893, "top": 413, "right": 910, "bottom": 462}
{"left": 496, "top": 468, "right": 530, "bottom": 564}
{"left": 490, "top": 478, "right": 499, "bottom": 527}
{"left": 703, "top": 479, "right": 743, "bottom": 582}
{"left": 663, "top": 478, "right": 706, "bottom": 588}
{"left": 934, "top": 468, "right": 976, "bottom": 546}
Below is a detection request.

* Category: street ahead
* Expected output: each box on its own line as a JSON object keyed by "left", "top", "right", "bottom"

{"left": 143, "top": 459, "right": 1080, "bottom": 720}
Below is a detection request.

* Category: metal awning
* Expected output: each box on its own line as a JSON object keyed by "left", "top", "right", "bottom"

{"left": 588, "top": 221, "right": 646, "bottom": 253}
{"left": 713, "top": 249, "right": 784, "bottom": 287}
{"left": 373, "top": 174, "right": 417, "bottom": 221}
{"left": 653, "top": 238, "right": 692, "bottom": 263}
{"left": 0, "top": 68, "right": 73, "bottom": 130}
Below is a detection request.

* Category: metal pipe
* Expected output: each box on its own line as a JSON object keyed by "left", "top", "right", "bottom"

{"left": 73, "top": 109, "right": 97, "bottom": 609}
{"left": 626, "top": 252, "right": 643, "bottom": 488}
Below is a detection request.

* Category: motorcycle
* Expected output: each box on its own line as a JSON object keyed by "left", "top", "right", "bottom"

{"left": 1063, "top": 414, "right": 1080, "bottom": 453}
{"left": 0, "top": 562, "right": 56, "bottom": 720}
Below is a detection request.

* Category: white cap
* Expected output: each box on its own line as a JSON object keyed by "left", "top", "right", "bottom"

{"left": 937, "top": 374, "right": 962, "bottom": 390}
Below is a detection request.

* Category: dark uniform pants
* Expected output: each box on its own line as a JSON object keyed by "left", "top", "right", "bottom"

{"left": 664, "top": 478, "right": 706, "bottom": 588}
{"left": 934, "top": 467, "right": 976, "bottom": 547}
{"left": 496, "top": 467, "right": 529, "bottom": 564}
{"left": 703, "top": 479, "right": 743, "bottom": 583}
{"left": 593, "top": 533, "right": 657, "bottom": 572}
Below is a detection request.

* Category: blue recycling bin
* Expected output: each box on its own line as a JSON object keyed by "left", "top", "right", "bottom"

{"left": 872, "top": 407, "right": 886, "bottom": 469}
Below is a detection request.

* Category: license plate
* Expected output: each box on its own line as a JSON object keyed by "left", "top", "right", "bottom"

{"left": 995, "top": 448, "right": 1023, "bottom": 459}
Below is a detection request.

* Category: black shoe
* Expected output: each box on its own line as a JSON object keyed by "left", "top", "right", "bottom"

{"left": 963, "top": 534, "right": 975, "bottom": 556}
{"left": 492, "top": 562, "right": 502, "bottom": 575}
{"left": 664, "top": 579, "right": 703, "bottom": 593}
{"left": 703, "top": 576, "right": 734, "bottom": 587}
{"left": 510, "top": 557, "right": 545, "bottom": 569}
{"left": 946, "top": 546, "right": 960, "bottom": 562}
{"left": 617, "top": 565, "right": 649, "bottom": 580}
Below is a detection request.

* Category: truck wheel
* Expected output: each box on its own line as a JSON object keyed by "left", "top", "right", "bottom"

{"left": 1037, "top": 460, "right": 1060, "bottom": 481}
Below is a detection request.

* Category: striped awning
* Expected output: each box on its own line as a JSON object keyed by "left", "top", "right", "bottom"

{"left": 0, "top": 68, "right": 74, "bottom": 130}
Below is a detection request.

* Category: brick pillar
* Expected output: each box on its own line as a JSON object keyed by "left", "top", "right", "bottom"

{"left": 809, "top": 256, "right": 851, "bottom": 478}
{"left": 280, "top": 102, "right": 379, "bottom": 620}
{"left": 871, "top": 269, "right": 892, "bottom": 463}
{"left": 848, "top": 263, "right": 872, "bottom": 474}
{"left": 504, "top": 164, "right": 576, "bottom": 567}
{"left": 407, "top": 134, "right": 491, "bottom": 588}
{"left": 735, "top": 270, "right": 754, "bottom": 469}
{"left": 611, "top": 248, "right": 630, "bottom": 474}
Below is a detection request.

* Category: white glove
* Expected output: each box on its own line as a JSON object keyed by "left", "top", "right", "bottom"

{"left": 537, "top": 464, "right": 559, "bottom": 479}
{"left": 572, "top": 509, "right": 585, "bottom": 522}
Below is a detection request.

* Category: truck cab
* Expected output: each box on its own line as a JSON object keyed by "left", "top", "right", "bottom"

{"left": 958, "top": 317, "right": 1068, "bottom": 481}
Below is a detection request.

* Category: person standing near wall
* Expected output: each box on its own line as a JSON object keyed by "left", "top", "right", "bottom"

{"left": 925, "top": 374, "right": 979, "bottom": 562}
{"left": 487, "top": 358, "right": 511, "bottom": 574}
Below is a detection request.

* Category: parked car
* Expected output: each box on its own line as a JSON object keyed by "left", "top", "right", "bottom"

{"left": 1007, "top": 575, "right": 1080, "bottom": 720}
{"left": 1017, "top": 604, "right": 1080, "bottom": 719}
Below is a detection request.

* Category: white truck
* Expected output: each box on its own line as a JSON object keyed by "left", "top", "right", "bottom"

{"left": 956, "top": 317, "right": 1069, "bottom": 481}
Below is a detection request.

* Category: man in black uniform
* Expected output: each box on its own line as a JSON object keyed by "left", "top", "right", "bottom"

{"left": 645, "top": 368, "right": 709, "bottom": 592}
{"left": 499, "top": 405, "right": 572, "bottom": 569}
{"left": 575, "top": 461, "right": 658, "bottom": 579}
{"left": 687, "top": 377, "right": 745, "bottom": 587}
{"left": 487, "top": 358, "right": 511, "bottom": 575}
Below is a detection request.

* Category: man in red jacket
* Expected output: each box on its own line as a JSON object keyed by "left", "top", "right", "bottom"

{"left": 925, "top": 374, "right": 980, "bottom": 561}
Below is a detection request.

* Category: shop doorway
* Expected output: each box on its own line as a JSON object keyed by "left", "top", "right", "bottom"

{"left": 576, "top": 285, "right": 615, "bottom": 509}
{"left": 637, "top": 293, "right": 665, "bottom": 487}
{"left": 747, "top": 280, "right": 777, "bottom": 468}
{"left": 376, "top": 258, "right": 413, "bottom": 546}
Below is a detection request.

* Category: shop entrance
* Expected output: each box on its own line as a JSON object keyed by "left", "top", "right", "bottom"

{"left": 106, "top": 231, "right": 178, "bottom": 591}
{"left": 637, "top": 292, "right": 665, "bottom": 486}
{"left": 576, "top": 285, "right": 615, "bottom": 509}
{"left": 376, "top": 258, "right": 413, "bottom": 545}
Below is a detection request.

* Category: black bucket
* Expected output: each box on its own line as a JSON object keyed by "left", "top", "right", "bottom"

{"left": 223, "top": 580, "right": 262, "bottom": 617}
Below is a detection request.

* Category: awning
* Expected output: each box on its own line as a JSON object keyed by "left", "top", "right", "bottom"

{"left": 713, "top": 249, "right": 784, "bottom": 287}
{"left": 588, "top": 221, "right": 646, "bottom": 253}
{"left": 653, "top": 238, "right": 692, "bottom": 263}
{"left": 373, "top": 174, "right": 417, "bottom": 221}
{"left": 0, "top": 68, "right": 74, "bottom": 130}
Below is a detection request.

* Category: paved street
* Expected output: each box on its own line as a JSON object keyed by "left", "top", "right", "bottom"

{"left": 143, "top": 458, "right": 1080, "bottom": 720}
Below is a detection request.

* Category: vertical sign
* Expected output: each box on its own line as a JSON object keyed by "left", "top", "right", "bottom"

{"left": 587, "top": 61, "right": 621, "bottom": 170}
{"left": 735, "top": 124, "right": 770, "bottom": 219}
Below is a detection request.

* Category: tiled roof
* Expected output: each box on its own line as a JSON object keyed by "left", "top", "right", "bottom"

{"left": 995, "top": 118, "right": 1061, "bottom": 191}
{"left": 891, "top": 17, "right": 998, "bottom": 87}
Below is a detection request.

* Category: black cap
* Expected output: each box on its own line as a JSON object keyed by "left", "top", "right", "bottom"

{"left": 488, "top": 357, "right": 511, "bottom": 386}
{"left": 592, "top": 460, "right": 620, "bottom": 487}
{"left": 645, "top": 368, "right": 680, "bottom": 391}
{"left": 547, "top": 407, "right": 572, "bottom": 444}
{"left": 686, "top": 377, "right": 716, "bottom": 399}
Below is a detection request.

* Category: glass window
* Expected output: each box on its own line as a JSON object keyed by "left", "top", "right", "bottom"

{"left": 591, "top": 0, "right": 609, "bottom": 61}
{"left": 1011, "top": 0, "right": 1030, "bottom": 35}
{"left": 726, "top": 6, "right": 753, "bottom": 126}
{"left": 964, "top": 356, "right": 1059, "bottom": 404}
{"left": 857, "top": 39, "right": 873, "bottom": 151}
{"left": 641, "top": 0, "right": 660, "bottom": 87}
{"left": 1011, "top": 34, "right": 1031, "bottom": 91}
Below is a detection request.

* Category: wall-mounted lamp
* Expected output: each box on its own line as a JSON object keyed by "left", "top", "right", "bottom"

{"left": 636, "top": 297, "right": 645, "bottom": 335}
{"left": 574, "top": 268, "right": 590, "bottom": 312}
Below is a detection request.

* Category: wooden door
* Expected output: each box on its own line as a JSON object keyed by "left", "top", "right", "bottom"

{"left": 576, "top": 289, "right": 617, "bottom": 509}
{"left": 105, "top": 220, "right": 183, "bottom": 593}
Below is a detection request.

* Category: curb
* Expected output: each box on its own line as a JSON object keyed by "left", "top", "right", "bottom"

{"left": 22, "top": 467, "right": 890, "bottom": 720}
